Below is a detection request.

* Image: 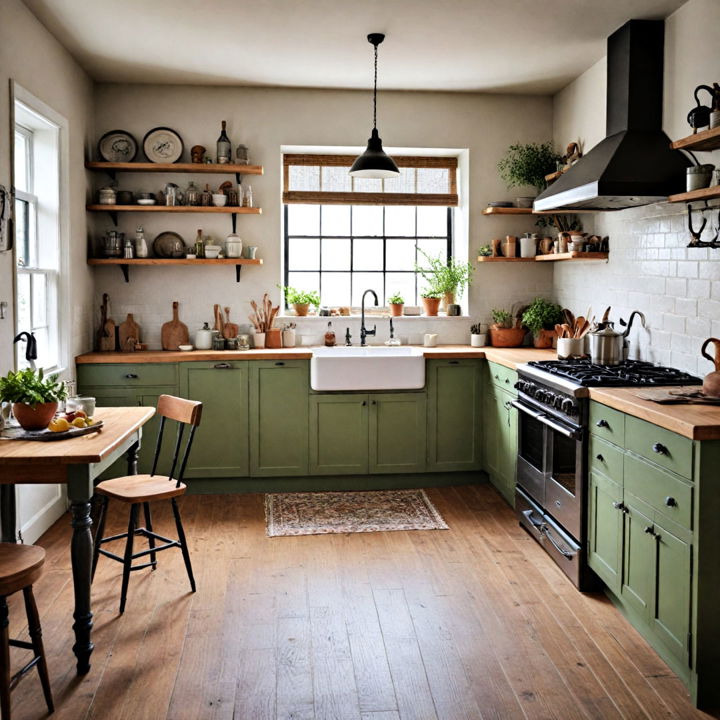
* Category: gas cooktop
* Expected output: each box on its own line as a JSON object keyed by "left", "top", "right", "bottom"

{"left": 526, "top": 359, "right": 702, "bottom": 388}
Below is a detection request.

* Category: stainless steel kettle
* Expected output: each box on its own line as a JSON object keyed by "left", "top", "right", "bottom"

{"left": 589, "top": 323, "right": 623, "bottom": 365}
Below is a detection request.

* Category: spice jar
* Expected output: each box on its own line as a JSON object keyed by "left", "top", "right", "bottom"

{"left": 98, "top": 187, "right": 117, "bottom": 205}
{"left": 687, "top": 164, "right": 715, "bottom": 192}
{"left": 225, "top": 233, "right": 243, "bottom": 258}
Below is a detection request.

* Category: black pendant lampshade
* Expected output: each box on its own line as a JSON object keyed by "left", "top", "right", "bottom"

{"left": 349, "top": 33, "right": 399, "bottom": 179}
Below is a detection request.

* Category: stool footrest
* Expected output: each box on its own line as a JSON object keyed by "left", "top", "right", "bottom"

{"left": 132, "top": 541, "right": 179, "bottom": 559}
{"left": 9, "top": 655, "right": 41, "bottom": 691}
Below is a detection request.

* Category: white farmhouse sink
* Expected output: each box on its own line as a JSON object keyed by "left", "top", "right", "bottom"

{"left": 310, "top": 346, "right": 425, "bottom": 391}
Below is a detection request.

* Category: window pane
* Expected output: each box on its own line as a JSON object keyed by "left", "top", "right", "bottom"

{"left": 32, "top": 273, "right": 47, "bottom": 327}
{"left": 287, "top": 204, "right": 320, "bottom": 235}
{"left": 289, "top": 165, "right": 319, "bottom": 192}
{"left": 14, "top": 131, "right": 28, "bottom": 193}
{"left": 353, "top": 177, "right": 382, "bottom": 193}
{"left": 386, "top": 239, "right": 415, "bottom": 271}
{"left": 384, "top": 168, "right": 415, "bottom": 194}
{"left": 32, "top": 327, "right": 50, "bottom": 370}
{"left": 418, "top": 239, "right": 448, "bottom": 264}
{"left": 351, "top": 273, "right": 383, "bottom": 306}
{"left": 15, "top": 199, "right": 29, "bottom": 267}
{"left": 385, "top": 206, "right": 415, "bottom": 236}
{"left": 288, "top": 237, "right": 319, "bottom": 271}
{"left": 353, "top": 239, "right": 383, "bottom": 270}
{"left": 352, "top": 206, "right": 383, "bottom": 236}
{"left": 321, "top": 166, "right": 351, "bottom": 193}
{"left": 385, "top": 273, "right": 416, "bottom": 306}
{"left": 16, "top": 273, "right": 31, "bottom": 332}
{"left": 287, "top": 272, "right": 320, "bottom": 297}
{"left": 417, "top": 168, "right": 449, "bottom": 194}
{"left": 322, "top": 272, "right": 351, "bottom": 307}
{"left": 321, "top": 205, "right": 350, "bottom": 236}
{"left": 417, "top": 206, "right": 447, "bottom": 236}
{"left": 321, "top": 238, "right": 350, "bottom": 271}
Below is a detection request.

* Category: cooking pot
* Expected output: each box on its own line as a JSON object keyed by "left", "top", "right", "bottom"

{"left": 589, "top": 323, "right": 623, "bottom": 365}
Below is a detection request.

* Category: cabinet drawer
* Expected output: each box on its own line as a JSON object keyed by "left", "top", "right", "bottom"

{"left": 78, "top": 363, "right": 178, "bottom": 388}
{"left": 589, "top": 402, "right": 625, "bottom": 446}
{"left": 487, "top": 362, "right": 517, "bottom": 393}
{"left": 625, "top": 416, "right": 693, "bottom": 479}
{"left": 589, "top": 435, "right": 624, "bottom": 483}
{"left": 624, "top": 453, "right": 693, "bottom": 530}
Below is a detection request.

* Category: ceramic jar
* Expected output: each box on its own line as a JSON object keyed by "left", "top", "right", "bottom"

{"left": 225, "top": 233, "right": 243, "bottom": 258}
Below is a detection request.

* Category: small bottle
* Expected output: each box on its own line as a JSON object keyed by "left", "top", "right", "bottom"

{"left": 324, "top": 321, "right": 336, "bottom": 347}
{"left": 216, "top": 120, "right": 231, "bottom": 164}
{"left": 194, "top": 229, "right": 206, "bottom": 259}
{"left": 201, "top": 183, "right": 212, "bottom": 206}
{"left": 243, "top": 185, "right": 253, "bottom": 208}
{"left": 135, "top": 226, "right": 148, "bottom": 258}
{"left": 123, "top": 236, "right": 134, "bottom": 259}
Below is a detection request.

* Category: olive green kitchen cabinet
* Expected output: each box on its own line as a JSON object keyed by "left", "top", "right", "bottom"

{"left": 249, "top": 360, "right": 309, "bottom": 476}
{"left": 179, "top": 361, "right": 249, "bottom": 478}
{"left": 309, "top": 392, "right": 426, "bottom": 476}
{"left": 426, "top": 359, "right": 482, "bottom": 472}
{"left": 587, "top": 471, "right": 623, "bottom": 594}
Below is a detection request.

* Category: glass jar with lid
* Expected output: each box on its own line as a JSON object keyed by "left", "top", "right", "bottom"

{"left": 185, "top": 181, "right": 201, "bottom": 206}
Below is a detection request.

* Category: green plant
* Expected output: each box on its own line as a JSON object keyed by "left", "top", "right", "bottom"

{"left": 0, "top": 368, "right": 67, "bottom": 407}
{"left": 420, "top": 289, "right": 443, "bottom": 299}
{"left": 497, "top": 142, "right": 562, "bottom": 193}
{"left": 279, "top": 285, "right": 320, "bottom": 308}
{"left": 491, "top": 308, "right": 513, "bottom": 328}
{"left": 388, "top": 292, "right": 405, "bottom": 305}
{"left": 478, "top": 245, "right": 493, "bottom": 257}
{"left": 521, "top": 297, "right": 563, "bottom": 334}
{"left": 535, "top": 213, "right": 582, "bottom": 232}
{"left": 415, "top": 250, "right": 474, "bottom": 299}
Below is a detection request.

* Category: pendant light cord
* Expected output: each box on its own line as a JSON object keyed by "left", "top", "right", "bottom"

{"left": 373, "top": 42, "right": 378, "bottom": 130}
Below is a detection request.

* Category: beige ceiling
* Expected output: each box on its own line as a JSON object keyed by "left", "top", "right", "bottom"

{"left": 23, "top": 0, "right": 687, "bottom": 93}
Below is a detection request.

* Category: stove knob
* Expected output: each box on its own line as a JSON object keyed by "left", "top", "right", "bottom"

{"left": 561, "top": 398, "right": 577, "bottom": 415}
{"left": 553, "top": 394, "right": 564, "bottom": 409}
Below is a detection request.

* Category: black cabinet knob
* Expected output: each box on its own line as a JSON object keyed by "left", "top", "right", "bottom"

{"left": 652, "top": 442, "right": 668, "bottom": 455}
{"left": 125, "top": 373, "right": 138, "bottom": 379}
{"left": 644, "top": 526, "right": 655, "bottom": 535}
{"left": 664, "top": 496, "right": 677, "bottom": 507}
{"left": 595, "top": 419, "right": 609, "bottom": 428}
{"left": 596, "top": 454, "right": 604, "bottom": 462}
{"left": 275, "top": 361, "right": 285, "bottom": 366}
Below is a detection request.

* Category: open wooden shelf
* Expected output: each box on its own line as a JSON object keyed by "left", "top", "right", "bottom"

{"left": 87, "top": 257, "right": 263, "bottom": 283}
{"left": 476, "top": 256, "right": 536, "bottom": 262}
{"left": 670, "top": 126, "right": 720, "bottom": 153}
{"left": 86, "top": 161, "right": 264, "bottom": 175}
{"left": 477, "top": 252, "right": 608, "bottom": 263}
{"left": 668, "top": 186, "right": 720, "bottom": 204}
{"left": 87, "top": 205, "right": 261, "bottom": 214}
{"left": 482, "top": 206, "right": 596, "bottom": 216}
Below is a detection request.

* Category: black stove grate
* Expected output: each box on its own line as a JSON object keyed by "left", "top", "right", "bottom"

{"left": 527, "top": 359, "right": 702, "bottom": 387}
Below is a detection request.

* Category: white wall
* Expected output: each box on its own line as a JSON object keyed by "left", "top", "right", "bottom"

{"left": 92, "top": 84, "right": 554, "bottom": 346}
{"left": 552, "top": 0, "right": 720, "bottom": 376}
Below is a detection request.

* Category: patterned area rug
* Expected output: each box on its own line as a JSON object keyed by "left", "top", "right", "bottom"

{"left": 265, "top": 489, "right": 449, "bottom": 537}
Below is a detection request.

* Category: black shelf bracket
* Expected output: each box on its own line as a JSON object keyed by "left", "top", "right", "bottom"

{"left": 235, "top": 172, "right": 243, "bottom": 185}
{"left": 231, "top": 214, "right": 237, "bottom": 233}
{"left": 235, "top": 265, "right": 242, "bottom": 282}
{"left": 119, "top": 264, "right": 129, "bottom": 282}
{"left": 107, "top": 210, "right": 118, "bottom": 226}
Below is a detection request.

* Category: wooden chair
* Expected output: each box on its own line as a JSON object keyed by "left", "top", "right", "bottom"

{"left": 0, "top": 543, "right": 54, "bottom": 719}
{"left": 92, "top": 395, "right": 203, "bottom": 613}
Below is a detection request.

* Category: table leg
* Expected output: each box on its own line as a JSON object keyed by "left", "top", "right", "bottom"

{"left": 126, "top": 439, "right": 140, "bottom": 476}
{"left": 70, "top": 500, "right": 93, "bottom": 674}
{"left": 0, "top": 486, "right": 16, "bottom": 543}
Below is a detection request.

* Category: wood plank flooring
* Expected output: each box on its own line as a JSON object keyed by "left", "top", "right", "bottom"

{"left": 4, "top": 485, "right": 715, "bottom": 720}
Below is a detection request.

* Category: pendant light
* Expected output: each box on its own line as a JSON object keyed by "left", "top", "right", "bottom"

{"left": 349, "top": 33, "right": 400, "bottom": 179}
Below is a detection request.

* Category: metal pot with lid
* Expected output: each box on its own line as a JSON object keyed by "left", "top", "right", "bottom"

{"left": 588, "top": 307, "right": 623, "bottom": 365}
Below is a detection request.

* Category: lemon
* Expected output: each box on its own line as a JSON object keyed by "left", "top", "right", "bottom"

{"left": 86, "top": 417, "right": 95, "bottom": 426}
{"left": 48, "top": 417, "right": 70, "bottom": 433}
{"left": 71, "top": 417, "right": 87, "bottom": 428}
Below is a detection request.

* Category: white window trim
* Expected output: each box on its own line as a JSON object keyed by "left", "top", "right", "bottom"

{"left": 11, "top": 82, "right": 70, "bottom": 375}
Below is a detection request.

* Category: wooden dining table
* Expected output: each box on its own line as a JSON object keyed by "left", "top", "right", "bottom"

{"left": 0, "top": 405, "right": 155, "bottom": 674}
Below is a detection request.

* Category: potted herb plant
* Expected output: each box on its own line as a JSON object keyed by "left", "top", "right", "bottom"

{"left": 489, "top": 308, "right": 526, "bottom": 347}
{"left": 280, "top": 286, "right": 321, "bottom": 317}
{"left": 388, "top": 291, "right": 405, "bottom": 317}
{"left": 0, "top": 368, "right": 67, "bottom": 431}
{"left": 522, "top": 297, "right": 563, "bottom": 348}
{"left": 420, "top": 290, "right": 442, "bottom": 317}
{"left": 497, "top": 142, "right": 562, "bottom": 206}
{"left": 415, "top": 250, "right": 474, "bottom": 309}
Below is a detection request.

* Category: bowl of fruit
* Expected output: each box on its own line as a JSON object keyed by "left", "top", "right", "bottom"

{"left": 48, "top": 409, "right": 98, "bottom": 434}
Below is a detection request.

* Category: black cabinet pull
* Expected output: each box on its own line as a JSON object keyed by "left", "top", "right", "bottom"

{"left": 596, "top": 419, "right": 609, "bottom": 428}
{"left": 125, "top": 373, "right": 138, "bottom": 379}
{"left": 371, "top": 400, "right": 376, "bottom": 405}
{"left": 664, "top": 496, "right": 677, "bottom": 507}
{"left": 449, "top": 360, "right": 459, "bottom": 365}
{"left": 644, "top": 526, "right": 655, "bottom": 535}
{"left": 275, "top": 361, "right": 285, "bottom": 366}
{"left": 652, "top": 442, "right": 668, "bottom": 455}
{"left": 505, "top": 378, "right": 510, "bottom": 383}
{"left": 361, "top": 401, "right": 367, "bottom": 406}
{"left": 612, "top": 501, "right": 624, "bottom": 511}
{"left": 214, "top": 362, "right": 231, "bottom": 369}
{"left": 494, "top": 374, "right": 499, "bottom": 380}
{"left": 596, "top": 454, "right": 604, "bottom": 462}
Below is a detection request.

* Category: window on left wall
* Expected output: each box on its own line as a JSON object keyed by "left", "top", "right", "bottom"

{"left": 13, "top": 99, "right": 62, "bottom": 372}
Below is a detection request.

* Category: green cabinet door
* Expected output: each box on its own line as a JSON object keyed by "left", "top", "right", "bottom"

{"left": 370, "top": 393, "right": 426, "bottom": 474}
{"left": 496, "top": 390, "right": 518, "bottom": 504}
{"left": 426, "top": 359, "right": 482, "bottom": 472}
{"left": 652, "top": 519, "right": 691, "bottom": 665}
{"left": 309, "top": 394, "right": 369, "bottom": 475}
{"left": 249, "top": 360, "right": 309, "bottom": 476}
{"left": 620, "top": 495, "right": 655, "bottom": 618}
{"left": 588, "top": 471, "right": 623, "bottom": 593}
{"left": 180, "top": 362, "right": 249, "bottom": 478}
{"left": 483, "top": 387, "right": 500, "bottom": 480}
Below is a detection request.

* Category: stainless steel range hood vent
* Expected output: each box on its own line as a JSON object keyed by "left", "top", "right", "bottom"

{"left": 534, "top": 19, "right": 690, "bottom": 212}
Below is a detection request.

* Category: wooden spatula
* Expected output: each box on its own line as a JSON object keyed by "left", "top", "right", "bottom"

{"left": 223, "top": 307, "right": 239, "bottom": 339}
{"left": 161, "top": 301, "right": 189, "bottom": 351}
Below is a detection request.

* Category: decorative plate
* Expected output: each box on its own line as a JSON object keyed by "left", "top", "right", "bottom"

{"left": 153, "top": 231, "right": 186, "bottom": 258}
{"left": 0, "top": 421, "right": 104, "bottom": 442}
{"left": 98, "top": 130, "right": 138, "bottom": 162}
{"left": 143, "top": 127, "right": 183, "bottom": 163}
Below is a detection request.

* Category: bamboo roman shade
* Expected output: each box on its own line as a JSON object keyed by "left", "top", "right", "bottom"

{"left": 282, "top": 154, "right": 458, "bottom": 206}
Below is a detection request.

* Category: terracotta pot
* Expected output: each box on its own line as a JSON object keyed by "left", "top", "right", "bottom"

{"left": 389, "top": 303, "right": 404, "bottom": 317}
{"left": 489, "top": 326, "right": 526, "bottom": 348}
{"left": 293, "top": 303, "right": 310, "bottom": 317}
{"left": 533, "top": 328, "right": 556, "bottom": 349}
{"left": 265, "top": 328, "right": 282, "bottom": 348}
{"left": 12, "top": 402, "right": 58, "bottom": 431}
{"left": 443, "top": 292, "right": 456, "bottom": 309}
{"left": 422, "top": 297, "right": 441, "bottom": 316}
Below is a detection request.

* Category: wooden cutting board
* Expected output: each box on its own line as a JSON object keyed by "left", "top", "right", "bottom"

{"left": 223, "top": 307, "right": 239, "bottom": 339}
{"left": 97, "top": 293, "right": 116, "bottom": 352}
{"left": 161, "top": 301, "right": 189, "bottom": 351}
{"left": 636, "top": 388, "right": 720, "bottom": 405}
{"left": 118, "top": 313, "right": 141, "bottom": 352}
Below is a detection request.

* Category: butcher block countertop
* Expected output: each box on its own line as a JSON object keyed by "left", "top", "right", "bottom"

{"left": 75, "top": 346, "right": 720, "bottom": 440}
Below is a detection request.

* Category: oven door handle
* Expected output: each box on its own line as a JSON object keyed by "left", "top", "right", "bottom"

{"left": 510, "top": 400, "right": 581, "bottom": 441}
{"left": 541, "top": 524, "right": 577, "bottom": 560}
{"left": 522, "top": 508, "right": 545, "bottom": 530}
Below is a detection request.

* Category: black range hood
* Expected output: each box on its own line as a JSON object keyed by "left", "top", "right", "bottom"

{"left": 534, "top": 19, "right": 690, "bottom": 212}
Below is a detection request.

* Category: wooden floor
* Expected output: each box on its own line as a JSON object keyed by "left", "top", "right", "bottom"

{"left": 5, "top": 485, "right": 715, "bottom": 720}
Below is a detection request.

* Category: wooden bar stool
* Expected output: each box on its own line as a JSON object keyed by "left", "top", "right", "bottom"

{"left": 0, "top": 543, "right": 54, "bottom": 719}
{"left": 92, "top": 395, "right": 202, "bottom": 613}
